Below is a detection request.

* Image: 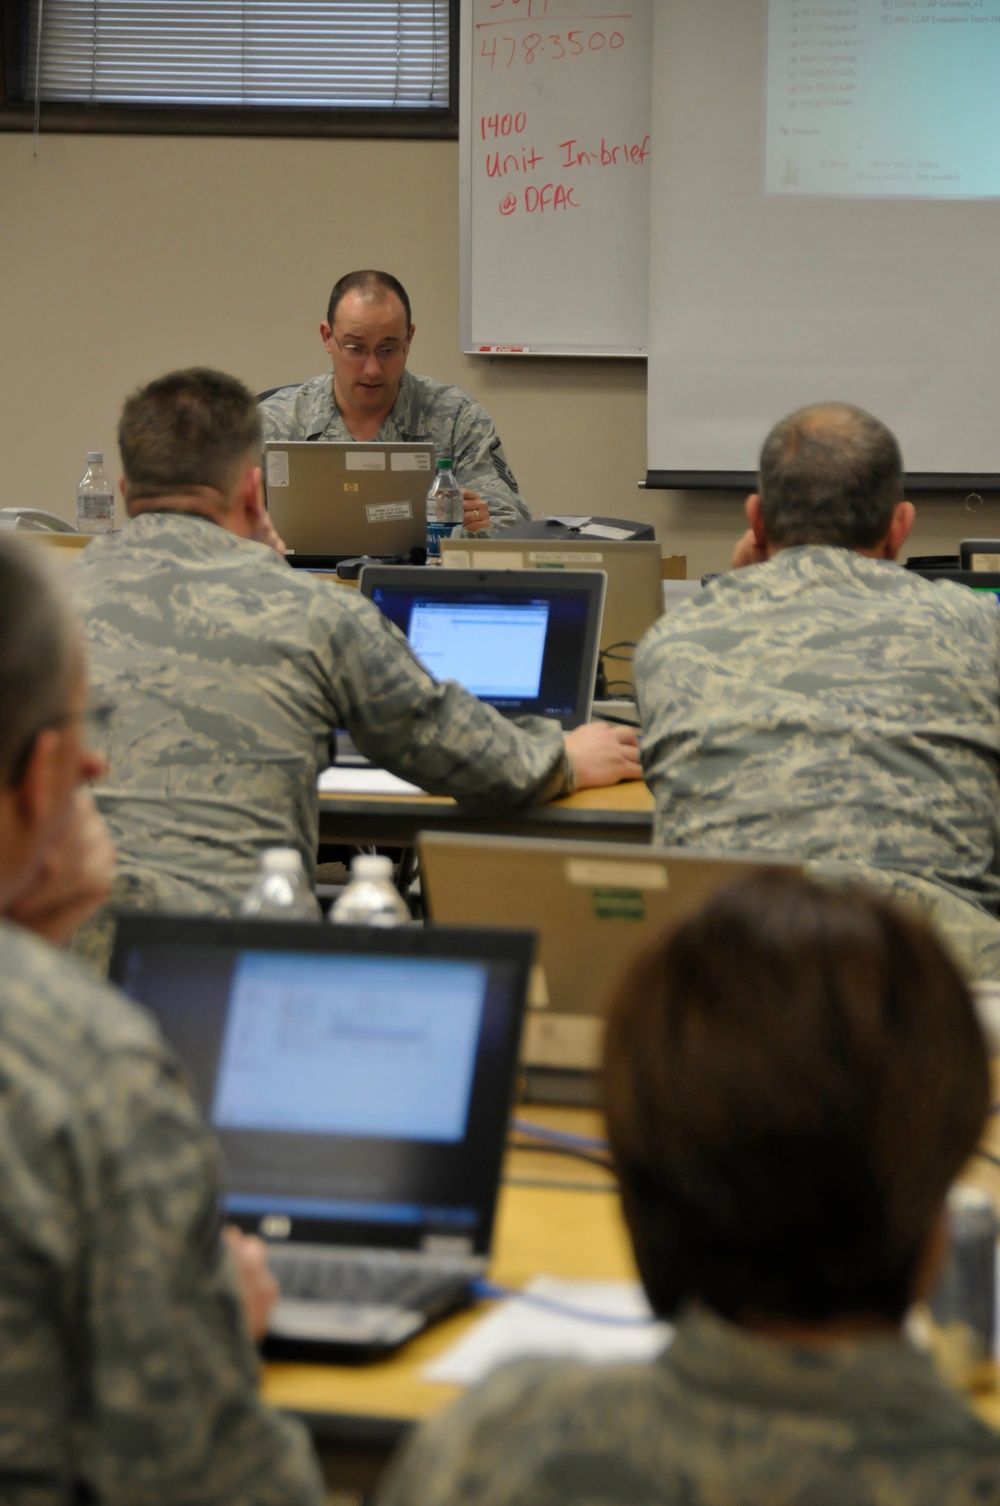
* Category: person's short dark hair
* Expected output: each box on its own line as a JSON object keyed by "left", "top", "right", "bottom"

{"left": 326, "top": 270, "right": 412, "bottom": 331}
{"left": 604, "top": 871, "right": 989, "bottom": 1327}
{"left": 118, "top": 368, "right": 262, "bottom": 507}
{"left": 758, "top": 402, "right": 904, "bottom": 548}
{"left": 0, "top": 537, "right": 74, "bottom": 787}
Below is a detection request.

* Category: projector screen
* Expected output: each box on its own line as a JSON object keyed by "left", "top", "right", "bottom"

{"left": 647, "top": 0, "right": 1000, "bottom": 488}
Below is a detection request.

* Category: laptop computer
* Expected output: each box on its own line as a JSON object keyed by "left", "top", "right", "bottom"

{"left": 358, "top": 565, "right": 606, "bottom": 731}
{"left": 109, "top": 914, "right": 535, "bottom": 1361}
{"left": 440, "top": 537, "right": 664, "bottom": 699}
{"left": 263, "top": 440, "right": 435, "bottom": 563}
{"left": 910, "top": 566, "right": 1000, "bottom": 606}
{"left": 419, "top": 833, "right": 799, "bottom": 1104}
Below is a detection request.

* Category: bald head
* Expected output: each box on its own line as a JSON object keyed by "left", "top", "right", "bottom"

{"left": 758, "top": 402, "right": 904, "bottom": 550}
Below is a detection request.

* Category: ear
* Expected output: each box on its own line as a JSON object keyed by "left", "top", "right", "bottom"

{"left": 320, "top": 320, "right": 334, "bottom": 355}
{"left": 239, "top": 465, "right": 266, "bottom": 532}
{"left": 405, "top": 322, "right": 415, "bottom": 350}
{"left": 883, "top": 500, "right": 915, "bottom": 561}
{"left": 13, "top": 728, "right": 61, "bottom": 835}
{"left": 745, "top": 493, "right": 768, "bottom": 548}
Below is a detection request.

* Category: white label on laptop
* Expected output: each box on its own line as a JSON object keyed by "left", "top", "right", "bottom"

{"left": 442, "top": 550, "right": 472, "bottom": 568}
{"left": 345, "top": 451, "right": 387, "bottom": 471}
{"left": 578, "top": 524, "right": 636, "bottom": 541}
{"left": 565, "top": 859, "right": 668, "bottom": 891}
{"left": 528, "top": 963, "right": 550, "bottom": 1010}
{"left": 528, "top": 551, "right": 603, "bottom": 565}
{"left": 265, "top": 450, "right": 290, "bottom": 487}
{"left": 391, "top": 451, "right": 432, "bottom": 471}
{"left": 366, "top": 501, "right": 414, "bottom": 523}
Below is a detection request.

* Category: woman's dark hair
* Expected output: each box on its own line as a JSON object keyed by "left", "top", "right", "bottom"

{"left": 604, "top": 871, "right": 989, "bottom": 1325}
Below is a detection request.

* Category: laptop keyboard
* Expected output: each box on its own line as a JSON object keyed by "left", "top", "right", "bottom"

{"left": 269, "top": 1248, "right": 471, "bottom": 1309}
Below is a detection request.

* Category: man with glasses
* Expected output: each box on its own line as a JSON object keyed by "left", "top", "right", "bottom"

{"left": 259, "top": 269, "right": 531, "bottom": 534}
{"left": 0, "top": 537, "right": 323, "bottom": 1505}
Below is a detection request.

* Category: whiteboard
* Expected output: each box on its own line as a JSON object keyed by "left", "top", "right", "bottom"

{"left": 460, "top": 0, "right": 652, "bottom": 357}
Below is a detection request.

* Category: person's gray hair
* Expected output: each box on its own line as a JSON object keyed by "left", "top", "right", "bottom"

{"left": 0, "top": 537, "right": 76, "bottom": 785}
{"left": 758, "top": 402, "right": 904, "bottom": 549}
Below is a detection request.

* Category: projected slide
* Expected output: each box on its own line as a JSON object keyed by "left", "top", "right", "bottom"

{"left": 765, "top": 0, "right": 1000, "bottom": 197}
{"left": 212, "top": 953, "right": 487, "bottom": 1141}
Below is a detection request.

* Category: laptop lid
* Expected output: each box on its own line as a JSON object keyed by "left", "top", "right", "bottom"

{"left": 109, "top": 915, "right": 534, "bottom": 1259}
{"left": 420, "top": 833, "right": 799, "bottom": 1086}
{"left": 440, "top": 537, "right": 664, "bottom": 697}
{"left": 910, "top": 567, "right": 1000, "bottom": 606}
{"left": 359, "top": 565, "right": 606, "bottom": 730}
{"left": 263, "top": 441, "right": 434, "bottom": 560}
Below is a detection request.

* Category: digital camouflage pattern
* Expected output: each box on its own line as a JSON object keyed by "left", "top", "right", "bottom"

{"left": 634, "top": 546, "right": 1000, "bottom": 980}
{"left": 376, "top": 1306, "right": 1000, "bottom": 1506}
{"left": 0, "top": 916, "right": 323, "bottom": 1506}
{"left": 259, "top": 369, "right": 531, "bottom": 534}
{"left": 72, "top": 512, "right": 568, "bottom": 924}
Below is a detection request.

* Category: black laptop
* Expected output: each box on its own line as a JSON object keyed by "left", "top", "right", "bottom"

{"left": 358, "top": 565, "right": 606, "bottom": 730}
{"left": 109, "top": 915, "right": 534, "bottom": 1361}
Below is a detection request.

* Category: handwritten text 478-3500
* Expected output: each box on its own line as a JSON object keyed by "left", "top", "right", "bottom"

{"left": 480, "top": 30, "right": 625, "bottom": 68}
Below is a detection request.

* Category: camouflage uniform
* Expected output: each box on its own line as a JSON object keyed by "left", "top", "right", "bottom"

{"left": 0, "top": 916, "right": 323, "bottom": 1506}
{"left": 634, "top": 546, "right": 1000, "bottom": 980}
{"left": 259, "top": 369, "right": 530, "bottom": 534}
{"left": 376, "top": 1305, "right": 1000, "bottom": 1506}
{"left": 72, "top": 512, "right": 569, "bottom": 933}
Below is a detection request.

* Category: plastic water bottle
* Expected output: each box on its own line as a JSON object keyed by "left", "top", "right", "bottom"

{"left": 76, "top": 452, "right": 115, "bottom": 535}
{"left": 329, "top": 854, "right": 410, "bottom": 926}
{"left": 239, "top": 847, "right": 322, "bottom": 919}
{"left": 425, "top": 457, "right": 464, "bottom": 559}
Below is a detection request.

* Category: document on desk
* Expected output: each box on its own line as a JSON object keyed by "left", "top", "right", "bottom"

{"left": 423, "top": 1277, "right": 671, "bottom": 1385}
{"left": 317, "top": 767, "right": 425, "bottom": 797}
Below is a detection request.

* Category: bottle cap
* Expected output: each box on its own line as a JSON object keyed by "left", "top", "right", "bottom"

{"left": 86, "top": 451, "right": 104, "bottom": 463}
{"left": 351, "top": 854, "right": 394, "bottom": 881}
{"left": 436, "top": 456, "right": 453, "bottom": 469}
{"left": 260, "top": 847, "right": 302, "bottom": 873}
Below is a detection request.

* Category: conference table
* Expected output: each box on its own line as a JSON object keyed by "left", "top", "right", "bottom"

{"left": 318, "top": 778, "right": 655, "bottom": 852}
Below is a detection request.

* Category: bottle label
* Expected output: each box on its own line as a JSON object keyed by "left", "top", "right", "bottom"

{"left": 77, "top": 491, "right": 115, "bottom": 535}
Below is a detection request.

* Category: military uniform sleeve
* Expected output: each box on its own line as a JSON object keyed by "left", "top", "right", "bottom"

{"left": 318, "top": 592, "right": 572, "bottom": 806}
{"left": 445, "top": 396, "right": 531, "bottom": 535}
{"left": 16, "top": 1044, "right": 324, "bottom": 1506}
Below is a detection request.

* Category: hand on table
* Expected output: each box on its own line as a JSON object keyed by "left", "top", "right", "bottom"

{"left": 224, "top": 1226, "right": 280, "bottom": 1342}
{"left": 565, "top": 722, "right": 643, "bottom": 789}
{"left": 252, "top": 510, "right": 288, "bottom": 557}
{"left": 5, "top": 790, "right": 115, "bottom": 945}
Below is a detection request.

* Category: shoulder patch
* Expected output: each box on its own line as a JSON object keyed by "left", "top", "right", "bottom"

{"left": 490, "top": 438, "right": 520, "bottom": 494}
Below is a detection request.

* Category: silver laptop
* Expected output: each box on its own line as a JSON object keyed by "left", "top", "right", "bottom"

{"left": 359, "top": 564, "right": 607, "bottom": 730}
{"left": 420, "top": 833, "right": 799, "bottom": 1103}
{"left": 441, "top": 537, "right": 664, "bottom": 698}
{"left": 263, "top": 440, "right": 435, "bottom": 561}
{"left": 109, "top": 914, "right": 534, "bottom": 1361}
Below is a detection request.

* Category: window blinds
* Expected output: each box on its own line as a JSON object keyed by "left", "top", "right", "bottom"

{"left": 26, "top": 1, "right": 450, "bottom": 109}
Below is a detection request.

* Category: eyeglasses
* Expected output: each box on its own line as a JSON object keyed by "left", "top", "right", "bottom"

{"left": 330, "top": 332, "right": 409, "bottom": 364}
{"left": 6, "top": 700, "right": 114, "bottom": 788}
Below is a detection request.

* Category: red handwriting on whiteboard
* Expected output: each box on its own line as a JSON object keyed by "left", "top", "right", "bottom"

{"left": 486, "top": 146, "right": 544, "bottom": 176}
{"left": 480, "top": 112, "right": 528, "bottom": 139}
{"left": 479, "top": 29, "right": 625, "bottom": 69}
{"left": 495, "top": 184, "right": 579, "bottom": 216}
{"left": 487, "top": 0, "right": 550, "bottom": 14}
{"left": 560, "top": 134, "right": 650, "bottom": 167}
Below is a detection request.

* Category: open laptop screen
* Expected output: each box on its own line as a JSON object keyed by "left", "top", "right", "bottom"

{"left": 110, "top": 916, "right": 533, "bottom": 1254}
{"left": 359, "top": 565, "right": 605, "bottom": 729}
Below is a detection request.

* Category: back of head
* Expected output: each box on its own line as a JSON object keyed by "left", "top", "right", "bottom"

{"left": 604, "top": 871, "right": 988, "bottom": 1327}
{"left": 118, "top": 367, "right": 262, "bottom": 508}
{"left": 758, "top": 402, "right": 904, "bottom": 548}
{"left": 0, "top": 537, "right": 74, "bottom": 786}
{"left": 326, "top": 269, "right": 412, "bottom": 328}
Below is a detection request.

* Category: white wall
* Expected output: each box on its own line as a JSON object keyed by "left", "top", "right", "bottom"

{"left": 2, "top": 130, "right": 995, "bottom": 576}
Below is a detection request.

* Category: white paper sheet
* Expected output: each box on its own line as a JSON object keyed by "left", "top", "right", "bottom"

{"left": 423, "top": 1277, "right": 671, "bottom": 1386}
{"left": 317, "top": 767, "right": 425, "bottom": 797}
